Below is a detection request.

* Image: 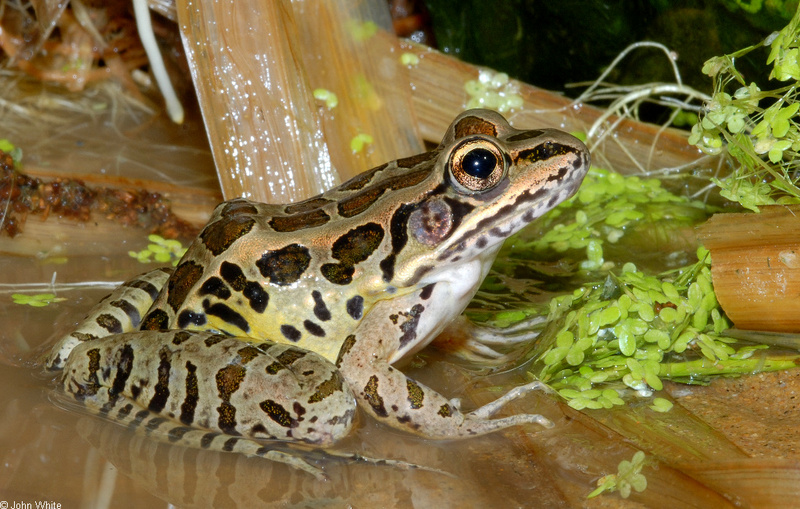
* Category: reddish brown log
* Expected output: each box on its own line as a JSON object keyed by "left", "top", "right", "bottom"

{"left": 699, "top": 205, "right": 800, "bottom": 332}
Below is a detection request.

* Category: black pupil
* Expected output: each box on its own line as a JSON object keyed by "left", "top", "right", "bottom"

{"left": 462, "top": 148, "right": 497, "bottom": 179}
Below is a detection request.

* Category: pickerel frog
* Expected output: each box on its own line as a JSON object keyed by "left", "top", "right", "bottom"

{"left": 47, "top": 109, "right": 589, "bottom": 475}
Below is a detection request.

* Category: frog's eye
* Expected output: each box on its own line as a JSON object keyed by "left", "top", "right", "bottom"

{"left": 449, "top": 138, "right": 506, "bottom": 192}
{"left": 462, "top": 148, "right": 496, "bottom": 179}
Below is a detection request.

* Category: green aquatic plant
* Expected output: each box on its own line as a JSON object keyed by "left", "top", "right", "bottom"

{"left": 689, "top": 5, "right": 800, "bottom": 211}
{"left": 501, "top": 166, "right": 708, "bottom": 271}
{"left": 0, "top": 138, "right": 23, "bottom": 165}
{"left": 400, "top": 52, "right": 420, "bottom": 67}
{"left": 587, "top": 451, "right": 647, "bottom": 499}
{"left": 313, "top": 88, "right": 339, "bottom": 110}
{"left": 464, "top": 70, "right": 524, "bottom": 113}
{"left": 347, "top": 20, "right": 378, "bottom": 42}
{"left": 12, "top": 293, "right": 66, "bottom": 307}
{"left": 528, "top": 248, "right": 798, "bottom": 410}
{"left": 129, "top": 234, "right": 187, "bottom": 266}
{"left": 350, "top": 133, "right": 374, "bottom": 153}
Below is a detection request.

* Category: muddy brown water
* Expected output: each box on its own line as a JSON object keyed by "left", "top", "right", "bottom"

{"left": 4, "top": 251, "right": 800, "bottom": 508}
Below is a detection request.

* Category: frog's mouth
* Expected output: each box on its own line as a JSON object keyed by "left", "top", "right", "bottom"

{"left": 392, "top": 174, "right": 586, "bottom": 290}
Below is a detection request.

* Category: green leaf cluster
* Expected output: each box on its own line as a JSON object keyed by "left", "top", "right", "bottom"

{"left": 587, "top": 451, "right": 648, "bottom": 499}
{"left": 689, "top": 6, "right": 800, "bottom": 211}
{"left": 529, "top": 249, "right": 767, "bottom": 411}
{"left": 129, "top": 234, "right": 187, "bottom": 266}
{"left": 12, "top": 293, "right": 65, "bottom": 307}
{"left": 503, "top": 167, "right": 707, "bottom": 271}
{"left": 0, "top": 138, "right": 23, "bottom": 165}
{"left": 464, "top": 70, "right": 524, "bottom": 113}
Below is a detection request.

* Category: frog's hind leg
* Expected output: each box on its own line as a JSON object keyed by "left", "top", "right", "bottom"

{"left": 45, "top": 268, "right": 173, "bottom": 370}
{"left": 59, "top": 388, "right": 447, "bottom": 480}
{"left": 60, "top": 330, "right": 362, "bottom": 478}
{"left": 58, "top": 329, "right": 441, "bottom": 478}
{"left": 55, "top": 388, "right": 331, "bottom": 480}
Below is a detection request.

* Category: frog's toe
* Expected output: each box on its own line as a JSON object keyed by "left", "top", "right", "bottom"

{"left": 434, "top": 316, "right": 544, "bottom": 365}
{"left": 467, "top": 381, "right": 552, "bottom": 420}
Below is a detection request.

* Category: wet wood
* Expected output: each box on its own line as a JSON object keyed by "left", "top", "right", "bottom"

{"left": 17, "top": 164, "right": 222, "bottom": 228}
{"left": 698, "top": 205, "right": 800, "bottom": 332}
{"left": 177, "top": 0, "right": 335, "bottom": 203}
{"left": 467, "top": 375, "right": 740, "bottom": 508}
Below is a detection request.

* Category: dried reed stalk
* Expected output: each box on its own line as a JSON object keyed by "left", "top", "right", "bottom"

{"left": 698, "top": 205, "right": 800, "bottom": 332}
{"left": 292, "top": 1, "right": 423, "bottom": 178}
{"left": 176, "top": 0, "right": 422, "bottom": 203}
{"left": 177, "top": 0, "right": 335, "bottom": 203}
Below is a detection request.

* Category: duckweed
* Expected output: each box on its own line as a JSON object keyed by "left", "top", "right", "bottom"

{"left": 587, "top": 451, "right": 648, "bottom": 499}
{"left": 400, "top": 52, "right": 420, "bottom": 66}
{"left": 12, "top": 293, "right": 65, "bottom": 307}
{"left": 347, "top": 20, "right": 378, "bottom": 42}
{"left": 512, "top": 244, "right": 798, "bottom": 411}
{"left": 313, "top": 88, "right": 339, "bottom": 110}
{"left": 649, "top": 397, "right": 673, "bottom": 413}
{"left": 129, "top": 234, "right": 187, "bottom": 266}
{"left": 0, "top": 138, "right": 22, "bottom": 164}
{"left": 505, "top": 166, "right": 708, "bottom": 270}
{"left": 350, "top": 133, "right": 374, "bottom": 153}
{"left": 464, "top": 70, "right": 524, "bottom": 113}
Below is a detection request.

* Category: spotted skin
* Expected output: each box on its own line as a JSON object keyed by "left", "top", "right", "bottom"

{"left": 321, "top": 223, "right": 385, "bottom": 285}
{"left": 47, "top": 109, "right": 590, "bottom": 474}
{"left": 63, "top": 330, "right": 354, "bottom": 441}
{"left": 255, "top": 244, "right": 312, "bottom": 286}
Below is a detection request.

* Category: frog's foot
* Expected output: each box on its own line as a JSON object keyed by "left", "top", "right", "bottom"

{"left": 435, "top": 316, "right": 546, "bottom": 365}
{"left": 456, "top": 381, "right": 554, "bottom": 434}
{"left": 402, "top": 379, "right": 555, "bottom": 438}
{"left": 428, "top": 382, "right": 554, "bottom": 436}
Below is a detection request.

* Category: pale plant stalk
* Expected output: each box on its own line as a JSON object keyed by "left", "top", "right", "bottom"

{"left": 175, "top": 0, "right": 421, "bottom": 203}
{"left": 292, "top": 0, "right": 423, "bottom": 179}
{"left": 133, "top": 0, "right": 184, "bottom": 123}
{"left": 177, "top": 0, "right": 336, "bottom": 203}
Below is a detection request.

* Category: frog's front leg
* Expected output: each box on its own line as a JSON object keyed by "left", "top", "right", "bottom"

{"left": 336, "top": 282, "right": 553, "bottom": 439}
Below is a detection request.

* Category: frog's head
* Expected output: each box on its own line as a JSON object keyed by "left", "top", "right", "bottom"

{"left": 389, "top": 109, "right": 590, "bottom": 287}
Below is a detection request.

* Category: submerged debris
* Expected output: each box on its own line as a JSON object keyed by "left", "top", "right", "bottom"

{"left": 0, "top": 147, "right": 198, "bottom": 240}
{"left": 0, "top": 1, "right": 175, "bottom": 97}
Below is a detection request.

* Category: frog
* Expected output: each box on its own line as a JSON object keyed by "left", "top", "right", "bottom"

{"left": 46, "top": 109, "right": 590, "bottom": 476}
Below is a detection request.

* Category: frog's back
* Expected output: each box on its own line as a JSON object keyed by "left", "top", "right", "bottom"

{"left": 139, "top": 151, "right": 446, "bottom": 362}
{"left": 138, "top": 108, "right": 590, "bottom": 365}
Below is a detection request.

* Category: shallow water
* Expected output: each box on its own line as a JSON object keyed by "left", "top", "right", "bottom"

{"left": 8, "top": 237, "right": 800, "bottom": 507}
{"left": 1, "top": 252, "right": 587, "bottom": 508}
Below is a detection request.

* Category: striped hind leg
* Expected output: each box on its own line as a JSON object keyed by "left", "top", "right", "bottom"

{"left": 67, "top": 388, "right": 330, "bottom": 479}
{"left": 57, "top": 328, "right": 442, "bottom": 478}
{"left": 59, "top": 330, "right": 358, "bottom": 478}
{"left": 45, "top": 268, "right": 172, "bottom": 370}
